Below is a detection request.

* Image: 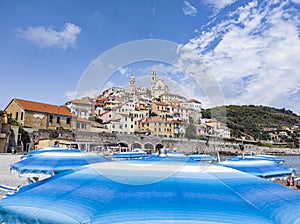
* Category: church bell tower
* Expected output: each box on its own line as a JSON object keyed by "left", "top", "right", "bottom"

{"left": 129, "top": 75, "right": 135, "bottom": 95}
{"left": 151, "top": 69, "right": 156, "bottom": 98}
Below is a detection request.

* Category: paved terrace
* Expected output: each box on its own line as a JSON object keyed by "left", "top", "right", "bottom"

{"left": 0, "top": 154, "right": 27, "bottom": 198}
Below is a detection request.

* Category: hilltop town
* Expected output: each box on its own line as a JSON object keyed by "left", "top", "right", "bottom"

{"left": 0, "top": 69, "right": 299, "bottom": 154}
{"left": 0, "top": 69, "right": 230, "bottom": 153}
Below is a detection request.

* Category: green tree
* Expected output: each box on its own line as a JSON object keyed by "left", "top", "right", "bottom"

{"left": 185, "top": 123, "right": 197, "bottom": 139}
{"left": 148, "top": 109, "right": 158, "bottom": 117}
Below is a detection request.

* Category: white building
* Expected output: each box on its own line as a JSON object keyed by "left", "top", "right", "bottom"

{"left": 167, "top": 104, "right": 189, "bottom": 122}
{"left": 116, "top": 101, "right": 136, "bottom": 113}
{"left": 161, "top": 93, "right": 187, "bottom": 103}
{"left": 65, "top": 98, "right": 93, "bottom": 120}
{"left": 183, "top": 99, "right": 202, "bottom": 113}
{"left": 105, "top": 113, "right": 138, "bottom": 135}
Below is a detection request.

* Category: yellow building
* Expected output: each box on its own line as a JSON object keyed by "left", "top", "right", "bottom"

{"left": 5, "top": 99, "right": 73, "bottom": 130}
{"left": 140, "top": 116, "right": 185, "bottom": 138}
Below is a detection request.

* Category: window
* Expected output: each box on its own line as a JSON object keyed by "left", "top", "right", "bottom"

{"left": 131, "top": 125, "right": 133, "bottom": 128}
{"left": 66, "top": 118, "right": 71, "bottom": 125}
{"left": 49, "top": 115, "right": 53, "bottom": 123}
{"left": 76, "top": 123, "right": 80, "bottom": 129}
{"left": 21, "top": 112, "right": 24, "bottom": 120}
{"left": 15, "top": 112, "right": 18, "bottom": 120}
{"left": 125, "top": 124, "right": 127, "bottom": 128}
{"left": 56, "top": 116, "right": 60, "bottom": 124}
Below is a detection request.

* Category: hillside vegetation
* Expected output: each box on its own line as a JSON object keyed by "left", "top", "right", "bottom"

{"left": 202, "top": 105, "right": 300, "bottom": 140}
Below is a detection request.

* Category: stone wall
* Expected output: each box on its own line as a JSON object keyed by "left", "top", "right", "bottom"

{"left": 26, "top": 129, "right": 300, "bottom": 155}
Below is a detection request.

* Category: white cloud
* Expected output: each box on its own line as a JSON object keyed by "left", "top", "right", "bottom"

{"left": 18, "top": 23, "right": 81, "bottom": 49}
{"left": 183, "top": 1, "right": 198, "bottom": 16}
{"left": 182, "top": 0, "right": 300, "bottom": 113}
{"left": 64, "top": 90, "right": 76, "bottom": 101}
{"left": 118, "top": 67, "right": 132, "bottom": 77}
{"left": 202, "top": 0, "right": 238, "bottom": 12}
{"left": 102, "top": 81, "right": 118, "bottom": 91}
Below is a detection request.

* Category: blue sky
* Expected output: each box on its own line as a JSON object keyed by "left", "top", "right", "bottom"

{"left": 1, "top": 0, "right": 300, "bottom": 114}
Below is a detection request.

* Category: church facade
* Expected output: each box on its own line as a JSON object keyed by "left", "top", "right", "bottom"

{"left": 151, "top": 69, "right": 169, "bottom": 99}
{"left": 128, "top": 69, "right": 169, "bottom": 100}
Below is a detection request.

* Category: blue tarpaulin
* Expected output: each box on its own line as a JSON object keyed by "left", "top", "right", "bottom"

{"left": 21, "top": 146, "right": 81, "bottom": 159}
{"left": 218, "top": 159, "right": 294, "bottom": 178}
{"left": 112, "top": 151, "right": 148, "bottom": 159}
{"left": 1, "top": 157, "right": 300, "bottom": 223}
{"left": 189, "top": 154, "right": 217, "bottom": 162}
{"left": 226, "top": 155, "right": 285, "bottom": 163}
{"left": 10, "top": 150, "right": 111, "bottom": 175}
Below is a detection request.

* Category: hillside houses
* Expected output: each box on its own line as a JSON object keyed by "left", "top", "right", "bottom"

{"left": 2, "top": 69, "right": 230, "bottom": 146}
{"left": 88, "top": 69, "right": 228, "bottom": 138}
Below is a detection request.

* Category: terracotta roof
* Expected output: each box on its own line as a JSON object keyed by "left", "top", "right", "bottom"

{"left": 96, "top": 97, "right": 109, "bottom": 101}
{"left": 169, "top": 105, "right": 187, "bottom": 109}
{"left": 153, "top": 102, "right": 169, "bottom": 106}
{"left": 171, "top": 120, "right": 184, "bottom": 124}
{"left": 187, "top": 99, "right": 201, "bottom": 103}
{"left": 66, "top": 99, "right": 92, "bottom": 105}
{"left": 77, "top": 117, "right": 92, "bottom": 123}
{"left": 13, "top": 99, "right": 72, "bottom": 117}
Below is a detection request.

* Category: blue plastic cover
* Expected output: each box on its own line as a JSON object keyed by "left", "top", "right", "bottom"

{"left": 10, "top": 151, "right": 111, "bottom": 175}
{"left": 218, "top": 159, "right": 293, "bottom": 178}
{"left": 189, "top": 154, "right": 217, "bottom": 162}
{"left": 21, "top": 146, "right": 81, "bottom": 159}
{"left": 112, "top": 151, "right": 148, "bottom": 159}
{"left": 1, "top": 157, "right": 300, "bottom": 223}
{"left": 226, "top": 155, "right": 284, "bottom": 163}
